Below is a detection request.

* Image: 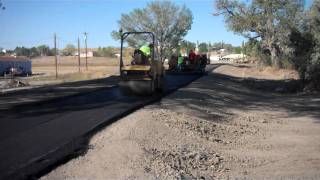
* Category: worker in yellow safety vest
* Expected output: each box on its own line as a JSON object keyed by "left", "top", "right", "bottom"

{"left": 139, "top": 43, "right": 153, "bottom": 64}
{"left": 140, "top": 44, "right": 153, "bottom": 56}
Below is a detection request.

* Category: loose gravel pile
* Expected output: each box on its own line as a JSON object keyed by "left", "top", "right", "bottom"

{"left": 144, "top": 146, "right": 224, "bottom": 179}
{"left": 151, "top": 109, "right": 260, "bottom": 145}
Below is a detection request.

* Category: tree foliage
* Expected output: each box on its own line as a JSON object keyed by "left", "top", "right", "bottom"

{"left": 63, "top": 44, "right": 76, "bottom": 56}
{"left": 302, "top": 0, "right": 320, "bottom": 89}
{"left": 15, "top": 47, "right": 31, "bottom": 57}
{"left": 215, "top": 0, "right": 320, "bottom": 90}
{"left": 0, "top": 0, "right": 5, "bottom": 11}
{"left": 242, "top": 39, "right": 261, "bottom": 58}
{"left": 0, "top": 47, "right": 4, "bottom": 55}
{"left": 111, "top": 0, "right": 193, "bottom": 60}
{"left": 14, "top": 47, "right": 38, "bottom": 57}
{"left": 198, "top": 43, "right": 208, "bottom": 53}
{"left": 37, "top": 45, "right": 52, "bottom": 56}
{"left": 96, "top": 46, "right": 115, "bottom": 57}
{"left": 180, "top": 40, "right": 196, "bottom": 52}
{"left": 214, "top": 0, "right": 304, "bottom": 68}
{"left": 14, "top": 46, "right": 54, "bottom": 57}
{"left": 233, "top": 46, "right": 242, "bottom": 54}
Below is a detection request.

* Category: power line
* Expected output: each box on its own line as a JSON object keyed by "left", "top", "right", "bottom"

{"left": 78, "top": 37, "right": 81, "bottom": 73}
{"left": 54, "top": 33, "right": 58, "bottom": 79}
{"left": 57, "top": 37, "right": 77, "bottom": 45}
{"left": 0, "top": 36, "right": 53, "bottom": 47}
{"left": 84, "top": 32, "right": 88, "bottom": 71}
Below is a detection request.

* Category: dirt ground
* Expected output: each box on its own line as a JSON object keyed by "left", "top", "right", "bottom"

{"left": 0, "top": 57, "right": 119, "bottom": 90}
{"left": 42, "top": 63, "right": 320, "bottom": 180}
{"left": 10, "top": 56, "right": 158, "bottom": 88}
{"left": 29, "top": 56, "right": 119, "bottom": 85}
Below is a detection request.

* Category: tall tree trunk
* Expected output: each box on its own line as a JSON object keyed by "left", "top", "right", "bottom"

{"left": 159, "top": 44, "right": 164, "bottom": 62}
{"left": 270, "top": 47, "right": 280, "bottom": 68}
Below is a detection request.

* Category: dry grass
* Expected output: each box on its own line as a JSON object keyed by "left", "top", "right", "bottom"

{"left": 24, "top": 56, "right": 121, "bottom": 86}
{"left": 32, "top": 56, "right": 120, "bottom": 67}
{"left": 214, "top": 63, "right": 299, "bottom": 80}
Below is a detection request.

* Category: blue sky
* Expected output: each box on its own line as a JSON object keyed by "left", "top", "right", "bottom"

{"left": 0, "top": 0, "right": 313, "bottom": 49}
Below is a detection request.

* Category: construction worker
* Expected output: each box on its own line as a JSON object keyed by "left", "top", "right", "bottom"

{"left": 139, "top": 43, "right": 153, "bottom": 64}
{"left": 188, "top": 49, "right": 196, "bottom": 69}
{"left": 132, "top": 43, "right": 153, "bottom": 65}
{"left": 189, "top": 49, "right": 196, "bottom": 63}
{"left": 177, "top": 53, "right": 183, "bottom": 72}
{"left": 140, "top": 44, "right": 152, "bottom": 57}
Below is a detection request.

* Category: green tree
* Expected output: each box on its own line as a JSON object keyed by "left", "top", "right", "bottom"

{"left": 30, "top": 47, "right": 39, "bottom": 57}
{"left": 0, "top": 0, "right": 5, "bottom": 11}
{"left": 198, "top": 43, "right": 208, "bottom": 53}
{"left": 214, "top": 0, "right": 304, "bottom": 68}
{"left": 96, "top": 46, "right": 114, "bottom": 57}
{"left": 63, "top": 44, "right": 76, "bottom": 56}
{"left": 233, "top": 46, "right": 242, "bottom": 54}
{"left": 243, "top": 39, "right": 261, "bottom": 57}
{"left": 37, "top": 45, "right": 50, "bottom": 56}
{"left": 210, "top": 42, "right": 222, "bottom": 50}
{"left": 308, "top": 0, "right": 320, "bottom": 64}
{"left": 180, "top": 40, "right": 196, "bottom": 54}
{"left": 15, "top": 47, "right": 31, "bottom": 56}
{"left": 112, "top": 1, "right": 193, "bottom": 60}
{"left": 302, "top": 0, "right": 320, "bottom": 88}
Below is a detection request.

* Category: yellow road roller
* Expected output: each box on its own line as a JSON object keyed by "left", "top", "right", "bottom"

{"left": 119, "top": 32, "right": 165, "bottom": 95}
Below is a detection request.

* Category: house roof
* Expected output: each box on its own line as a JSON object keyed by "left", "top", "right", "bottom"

{"left": 0, "top": 56, "right": 30, "bottom": 62}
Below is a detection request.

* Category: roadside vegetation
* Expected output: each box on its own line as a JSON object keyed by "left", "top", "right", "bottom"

{"left": 1, "top": 45, "right": 119, "bottom": 58}
{"left": 214, "top": 0, "right": 320, "bottom": 91}
{"left": 111, "top": 1, "right": 193, "bottom": 61}
{"left": 0, "top": 0, "right": 5, "bottom": 10}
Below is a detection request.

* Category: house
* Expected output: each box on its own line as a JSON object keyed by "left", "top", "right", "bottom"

{"left": 221, "top": 54, "right": 247, "bottom": 62}
{"left": 114, "top": 53, "right": 120, "bottom": 58}
{"left": 0, "top": 56, "right": 32, "bottom": 75}
{"left": 74, "top": 51, "right": 94, "bottom": 58}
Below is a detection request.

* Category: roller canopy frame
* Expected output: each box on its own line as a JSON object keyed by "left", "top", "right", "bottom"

{"left": 119, "top": 31, "right": 156, "bottom": 71}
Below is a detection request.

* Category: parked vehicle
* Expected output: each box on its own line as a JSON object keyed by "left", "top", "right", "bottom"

{"left": 4, "top": 67, "right": 24, "bottom": 77}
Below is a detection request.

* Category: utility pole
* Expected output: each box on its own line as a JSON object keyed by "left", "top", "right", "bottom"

{"left": 77, "top": 37, "right": 81, "bottom": 73}
{"left": 84, "top": 32, "right": 88, "bottom": 71}
{"left": 54, "top": 33, "right": 58, "bottom": 79}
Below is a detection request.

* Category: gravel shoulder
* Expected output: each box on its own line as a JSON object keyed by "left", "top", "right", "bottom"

{"left": 42, "top": 63, "right": 320, "bottom": 179}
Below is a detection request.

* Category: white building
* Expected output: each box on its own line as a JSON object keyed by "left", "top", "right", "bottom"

{"left": 222, "top": 54, "right": 247, "bottom": 62}
{"left": 74, "top": 51, "right": 93, "bottom": 58}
